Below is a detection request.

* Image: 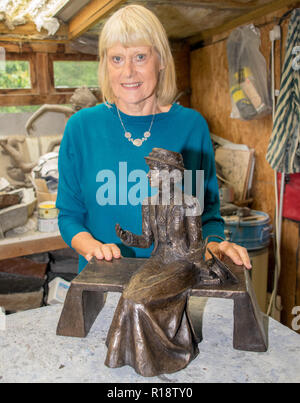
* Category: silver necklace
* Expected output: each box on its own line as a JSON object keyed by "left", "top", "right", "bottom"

{"left": 116, "top": 105, "right": 156, "bottom": 147}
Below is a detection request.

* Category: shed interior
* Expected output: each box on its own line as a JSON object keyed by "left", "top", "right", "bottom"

{"left": 0, "top": 0, "right": 299, "bottom": 332}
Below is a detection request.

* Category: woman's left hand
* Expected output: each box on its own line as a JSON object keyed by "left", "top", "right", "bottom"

{"left": 205, "top": 241, "right": 252, "bottom": 270}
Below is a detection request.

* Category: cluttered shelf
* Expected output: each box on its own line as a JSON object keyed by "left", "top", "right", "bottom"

{"left": 0, "top": 140, "right": 68, "bottom": 260}
{"left": 0, "top": 229, "right": 67, "bottom": 260}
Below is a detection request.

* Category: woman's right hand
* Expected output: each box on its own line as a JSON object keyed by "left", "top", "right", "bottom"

{"left": 71, "top": 231, "right": 121, "bottom": 262}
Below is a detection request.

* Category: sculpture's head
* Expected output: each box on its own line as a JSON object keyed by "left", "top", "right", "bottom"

{"left": 145, "top": 148, "right": 184, "bottom": 170}
{"left": 70, "top": 86, "right": 98, "bottom": 110}
{"left": 145, "top": 148, "right": 184, "bottom": 188}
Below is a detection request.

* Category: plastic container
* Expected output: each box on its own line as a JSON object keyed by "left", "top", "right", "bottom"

{"left": 38, "top": 201, "right": 58, "bottom": 219}
{"left": 47, "top": 277, "right": 70, "bottom": 305}
{"left": 224, "top": 209, "right": 272, "bottom": 250}
{"left": 38, "top": 217, "right": 58, "bottom": 232}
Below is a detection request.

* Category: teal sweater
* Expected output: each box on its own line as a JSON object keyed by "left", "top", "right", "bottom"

{"left": 56, "top": 102, "right": 224, "bottom": 273}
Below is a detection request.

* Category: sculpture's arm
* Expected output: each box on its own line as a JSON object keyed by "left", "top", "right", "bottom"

{"left": 185, "top": 213, "right": 206, "bottom": 268}
{"left": 0, "top": 137, "right": 36, "bottom": 173}
{"left": 25, "top": 105, "right": 73, "bottom": 135}
{"left": 115, "top": 204, "right": 153, "bottom": 248}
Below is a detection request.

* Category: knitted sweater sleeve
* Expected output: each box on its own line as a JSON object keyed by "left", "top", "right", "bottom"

{"left": 56, "top": 113, "right": 89, "bottom": 248}
{"left": 199, "top": 117, "right": 225, "bottom": 243}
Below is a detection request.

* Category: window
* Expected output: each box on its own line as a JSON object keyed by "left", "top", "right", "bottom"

{"left": 0, "top": 60, "right": 31, "bottom": 89}
{"left": 53, "top": 60, "right": 99, "bottom": 88}
{"left": 0, "top": 105, "right": 41, "bottom": 113}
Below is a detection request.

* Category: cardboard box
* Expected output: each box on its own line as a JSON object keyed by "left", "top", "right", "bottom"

{"left": 34, "top": 178, "right": 57, "bottom": 204}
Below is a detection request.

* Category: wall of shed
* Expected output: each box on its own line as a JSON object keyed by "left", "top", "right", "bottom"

{"left": 190, "top": 6, "right": 299, "bottom": 330}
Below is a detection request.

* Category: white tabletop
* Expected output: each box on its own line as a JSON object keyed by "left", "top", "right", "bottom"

{"left": 1, "top": 293, "right": 300, "bottom": 383}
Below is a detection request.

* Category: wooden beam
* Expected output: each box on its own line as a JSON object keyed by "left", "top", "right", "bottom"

{"left": 0, "top": 92, "right": 76, "bottom": 107}
{"left": 189, "top": 0, "right": 300, "bottom": 48}
{"left": 0, "top": 231, "right": 68, "bottom": 260}
{"left": 0, "top": 21, "right": 68, "bottom": 43}
{"left": 68, "top": 0, "right": 126, "bottom": 40}
{"left": 141, "top": 0, "right": 262, "bottom": 10}
{"left": 0, "top": 41, "right": 60, "bottom": 54}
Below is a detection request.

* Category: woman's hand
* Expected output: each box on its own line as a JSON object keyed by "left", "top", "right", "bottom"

{"left": 71, "top": 231, "right": 121, "bottom": 262}
{"left": 205, "top": 241, "right": 252, "bottom": 270}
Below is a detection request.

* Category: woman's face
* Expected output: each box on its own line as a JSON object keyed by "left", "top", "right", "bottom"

{"left": 107, "top": 44, "right": 162, "bottom": 111}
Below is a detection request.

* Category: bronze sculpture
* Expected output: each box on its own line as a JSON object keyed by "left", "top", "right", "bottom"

{"left": 56, "top": 147, "right": 268, "bottom": 377}
{"left": 105, "top": 148, "right": 236, "bottom": 376}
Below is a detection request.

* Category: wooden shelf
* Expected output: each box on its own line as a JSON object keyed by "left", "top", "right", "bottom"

{"left": 0, "top": 230, "right": 68, "bottom": 260}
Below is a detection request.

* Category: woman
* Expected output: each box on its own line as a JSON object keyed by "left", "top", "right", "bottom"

{"left": 56, "top": 4, "right": 251, "bottom": 274}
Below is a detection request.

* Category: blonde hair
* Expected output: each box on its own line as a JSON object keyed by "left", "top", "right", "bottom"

{"left": 98, "top": 4, "right": 177, "bottom": 105}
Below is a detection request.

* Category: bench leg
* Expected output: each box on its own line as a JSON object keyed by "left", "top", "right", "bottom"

{"left": 233, "top": 292, "right": 268, "bottom": 352}
{"left": 56, "top": 283, "right": 106, "bottom": 338}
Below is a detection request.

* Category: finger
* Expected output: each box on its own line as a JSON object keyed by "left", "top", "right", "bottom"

{"left": 101, "top": 244, "right": 113, "bottom": 261}
{"left": 206, "top": 242, "right": 223, "bottom": 260}
{"left": 92, "top": 246, "right": 104, "bottom": 260}
{"left": 219, "top": 242, "right": 243, "bottom": 265}
{"left": 85, "top": 253, "right": 93, "bottom": 262}
{"left": 233, "top": 244, "right": 252, "bottom": 269}
{"left": 108, "top": 243, "right": 121, "bottom": 259}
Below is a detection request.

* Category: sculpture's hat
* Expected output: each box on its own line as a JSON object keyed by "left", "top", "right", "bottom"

{"left": 145, "top": 148, "right": 185, "bottom": 171}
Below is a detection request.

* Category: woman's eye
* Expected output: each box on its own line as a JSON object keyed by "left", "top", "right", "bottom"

{"left": 135, "top": 54, "right": 146, "bottom": 62}
{"left": 112, "top": 56, "right": 122, "bottom": 64}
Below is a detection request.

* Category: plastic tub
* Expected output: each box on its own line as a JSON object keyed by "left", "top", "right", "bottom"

{"left": 224, "top": 209, "right": 272, "bottom": 250}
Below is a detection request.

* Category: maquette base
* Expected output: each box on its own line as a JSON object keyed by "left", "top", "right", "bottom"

{"left": 56, "top": 257, "right": 268, "bottom": 352}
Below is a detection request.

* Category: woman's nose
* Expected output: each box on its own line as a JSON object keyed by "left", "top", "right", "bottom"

{"left": 123, "top": 58, "right": 135, "bottom": 77}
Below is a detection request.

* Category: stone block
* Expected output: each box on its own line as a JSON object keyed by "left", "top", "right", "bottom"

{"left": 0, "top": 289, "right": 44, "bottom": 312}
{"left": 0, "top": 272, "right": 45, "bottom": 294}
{"left": 0, "top": 257, "right": 48, "bottom": 279}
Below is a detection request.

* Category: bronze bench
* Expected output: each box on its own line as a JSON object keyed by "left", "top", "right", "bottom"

{"left": 56, "top": 257, "right": 268, "bottom": 352}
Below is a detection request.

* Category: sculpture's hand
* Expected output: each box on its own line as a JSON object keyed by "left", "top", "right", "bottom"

{"left": 115, "top": 223, "right": 134, "bottom": 245}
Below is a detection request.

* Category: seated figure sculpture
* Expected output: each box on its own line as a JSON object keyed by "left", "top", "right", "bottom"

{"left": 105, "top": 148, "right": 235, "bottom": 377}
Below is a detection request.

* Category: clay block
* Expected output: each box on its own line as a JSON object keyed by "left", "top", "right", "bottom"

{"left": 50, "top": 248, "right": 79, "bottom": 260}
{"left": 0, "top": 289, "right": 44, "bottom": 312}
{"left": 0, "top": 272, "right": 45, "bottom": 294}
{"left": 0, "top": 203, "right": 28, "bottom": 234}
{"left": 0, "top": 257, "right": 48, "bottom": 279}
{"left": 0, "top": 193, "right": 21, "bottom": 209}
{"left": 49, "top": 258, "right": 78, "bottom": 274}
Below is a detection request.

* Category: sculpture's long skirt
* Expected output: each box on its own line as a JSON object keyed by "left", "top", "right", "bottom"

{"left": 105, "top": 256, "right": 200, "bottom": 377}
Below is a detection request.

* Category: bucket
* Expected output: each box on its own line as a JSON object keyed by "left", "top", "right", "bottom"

{"left": 224, "top": 209, "right": 272, "bottom": 250}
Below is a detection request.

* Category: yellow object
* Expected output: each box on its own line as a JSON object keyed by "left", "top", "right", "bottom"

{"left": 38, "top": 201, "right": 58, "bottom": 219}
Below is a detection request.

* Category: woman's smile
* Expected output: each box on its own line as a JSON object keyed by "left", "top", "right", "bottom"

{"left": 121, "top": 82, "right": 142, "bottom": 89}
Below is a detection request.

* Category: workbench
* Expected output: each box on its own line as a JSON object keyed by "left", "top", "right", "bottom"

{"left": 1, "top": 293, "right": 300, "bottom": 383}
{"left": 0, "top": 230, "right": 67, "bottom": 260}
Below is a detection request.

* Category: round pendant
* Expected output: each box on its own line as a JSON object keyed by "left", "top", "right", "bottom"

{"left": 125, "top": 132, "right": 132, "bottom": 139}
{"left": 133, "top": 138, "right": 143, "bottom": 147}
